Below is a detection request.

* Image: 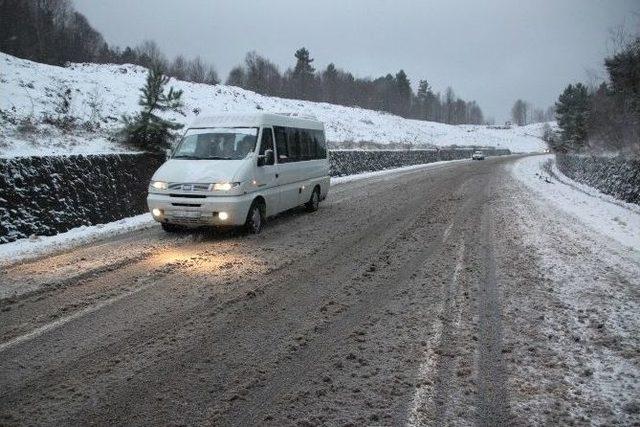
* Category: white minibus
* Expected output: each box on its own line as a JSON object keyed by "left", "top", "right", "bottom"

{"left": 147, "top": 112, "right": 330, "bottom": 233}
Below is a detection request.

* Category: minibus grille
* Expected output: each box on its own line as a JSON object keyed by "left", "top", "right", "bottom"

{"left": 171, "top": 203, "right": 202, "bottom": 207}
{"left": 169, "top": 194, "right": 207, "bottom": 198}
{"left": 168, "top": 183, "right": 210, "bottom": 191}
{"left": 170, "top": 217, "right": 201, "bottom": 224}
{"left": 167, "top": 212, "right": 206, "bottom": 224}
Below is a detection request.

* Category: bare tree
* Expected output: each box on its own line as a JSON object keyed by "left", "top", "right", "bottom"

{"left": 135, "top": 40, "right": 167, "bottom": 69}
{"left": 204, "top": 66, "right": 219, "bottom": 85}
{"left": 169, "top": 55, "right": 188, "bottom": 80}
{"left": 226, "top": 66, "right": 246, "bottom": 87}
{"left": 187, "top": 56, "right": 206, "bottom": 83}
{"left": 244, "top": 51, "right": 282, "bottom": 96}
{"left": 511, "top": 99, "right": 529, "bottom": 126}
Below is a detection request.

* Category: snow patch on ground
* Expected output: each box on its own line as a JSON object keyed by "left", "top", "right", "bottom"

{"left": 512, "top": 154, "right": 640, "bottom": 253}
{"left": 0, "top": 53, "right": 548, "bottom": 157}
{"left": 0, "top": 214, "right": 154, "bottom": 266}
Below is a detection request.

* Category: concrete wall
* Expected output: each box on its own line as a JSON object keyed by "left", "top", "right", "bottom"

{"left": 556, "top": 154, "right": 640, "bottom": 205}
{"left": 0, "top": 148, "right": 511, "bottom": 243}
{"left": 329, "top": 148, "right": 510, "bottom": 176}
{"left": 0, "top": 153, "right": 164, "bottom": 243}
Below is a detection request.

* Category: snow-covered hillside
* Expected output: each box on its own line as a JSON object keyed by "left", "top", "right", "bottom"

{"left": 0, "top": 53, "right": 549, "bottom": 157}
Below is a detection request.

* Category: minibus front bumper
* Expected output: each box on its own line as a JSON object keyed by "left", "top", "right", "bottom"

{"left": 147, "top": 192, "right": 253, "bottom": 226}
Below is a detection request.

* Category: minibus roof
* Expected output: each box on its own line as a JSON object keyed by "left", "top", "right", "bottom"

{"left": 189, "top": 112, "right": 324, "bottom": 130}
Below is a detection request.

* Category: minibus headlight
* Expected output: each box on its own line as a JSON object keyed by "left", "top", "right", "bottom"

{"left": 150, "top": 181, "right": 168, "bottom": 190}
{"left": 209, "top": 182, "right": 240, "bottom": 191}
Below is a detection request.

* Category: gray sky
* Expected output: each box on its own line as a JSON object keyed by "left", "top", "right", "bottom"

{"left": 74, "top": 0, "right": 637, "bottom": 122}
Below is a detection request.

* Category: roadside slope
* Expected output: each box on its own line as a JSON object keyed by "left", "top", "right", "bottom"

{"left": 0, "top": 52, "right": 547, "bottom": 157}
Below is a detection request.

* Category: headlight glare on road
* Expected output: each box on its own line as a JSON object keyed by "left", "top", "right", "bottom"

{"left": 150, "top": 181, "right": 168, "bottom": 190}
{"left": 209, "top": 182, "right": 240, "bottom": 191}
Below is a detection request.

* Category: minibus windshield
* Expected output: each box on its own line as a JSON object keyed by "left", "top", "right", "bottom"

{"left": 172, "top": 127, "right": 258, "bottom": 160}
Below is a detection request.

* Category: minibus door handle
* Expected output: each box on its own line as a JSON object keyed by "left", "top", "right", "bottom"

{"left": 275, "top": 173, "right": 279, "bottom": 179}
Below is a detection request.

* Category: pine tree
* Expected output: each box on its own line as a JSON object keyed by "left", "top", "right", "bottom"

{"left": 394, "top": 70, "right": 412, "bottom": 117}
{"left": 416, "top": 80, "right": 431, "bottom": 120}
{"left": 322, "top": 63, "right": 339, "bottom": 103}
{"left": 555, "top": 83, "right": 589, "bottom": 151}
{"left": 120, "top": 65, "right": 184, "bottom": 151}
{"left": 291, "top": 47, "right": 316, "bottom": 99}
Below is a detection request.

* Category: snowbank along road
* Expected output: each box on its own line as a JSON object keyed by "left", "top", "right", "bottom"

{"left": 0, "top": 155, "right": 638, "bottom": 425}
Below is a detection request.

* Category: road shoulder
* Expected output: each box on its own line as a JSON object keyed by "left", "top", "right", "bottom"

{"left": 495, "top": 161, "right": 640, "bottom": 424}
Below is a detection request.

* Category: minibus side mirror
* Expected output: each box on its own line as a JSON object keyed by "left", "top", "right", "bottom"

{"left": 258, "top": 149, "right": 274, "bottom": 166}
{"left": 165, "top": 148, "right": 172, "bottom": 160}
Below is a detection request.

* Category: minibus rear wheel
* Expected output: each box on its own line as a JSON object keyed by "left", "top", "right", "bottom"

{"left": 245, "top": 200, "right": 265, "bottom": 234}
{"left": 305, "top": 187, "right": 321, "bottom": 212}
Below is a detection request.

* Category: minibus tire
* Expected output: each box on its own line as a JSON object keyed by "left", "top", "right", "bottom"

{"left": 245, "top": 200, "right": 264, "bottom": 234}
{"left": 161, "top": 223, "right": 182, "bottom": 233}
{"left": 305, "top": 187, "right": 320, "bottom": 212}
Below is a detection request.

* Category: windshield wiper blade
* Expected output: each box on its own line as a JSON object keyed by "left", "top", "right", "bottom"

{"left": 172, "top": 155, "right": 200, "bottom": 159}
{"left": 203, "top": 156, "right": 232, "bottom": 160}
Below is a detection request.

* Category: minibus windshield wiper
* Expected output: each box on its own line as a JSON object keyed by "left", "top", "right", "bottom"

{"left": 173, "top": 155, "right": 235, "bottom": 160}
{"left": 172, "top": 155, "right": 201, "bottom": 159}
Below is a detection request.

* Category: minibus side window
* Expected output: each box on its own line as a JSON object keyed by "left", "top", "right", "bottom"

{"left": 314, "top": 130, "right": 327, "bottom": 158}
{"left": 287, "top": 128, "right": 301, "bottom": 161}
{"left": 274, "top": 126, "right": 289, "bottom": 163}
{"left": 259, "top": 127, "right": 275, "bottom": 165}
{"left": 299, "top": 129, "right": 314, "bottom": 160}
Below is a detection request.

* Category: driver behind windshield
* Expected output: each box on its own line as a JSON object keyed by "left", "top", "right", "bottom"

{"left": 237, "top": 135, "right": 255, "bottom": 157}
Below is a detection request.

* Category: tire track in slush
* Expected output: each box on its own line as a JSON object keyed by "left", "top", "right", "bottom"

{"left": 0, "top": 279, "right": 159, "bottom": 353}
{"left": 407, "top": 238, "right": 465, "bottom": 426}
{"left": 476, "top": 204, "right": 511, "bottom": 426}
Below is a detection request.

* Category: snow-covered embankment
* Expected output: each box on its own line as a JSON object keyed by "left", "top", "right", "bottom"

{"left": 0, "top": 52, "right": 548, "bottom": 157}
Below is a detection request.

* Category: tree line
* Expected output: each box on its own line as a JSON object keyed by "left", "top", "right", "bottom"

{"left": 0, "top": 0, "right": 486, "bottom": 125}
{"left": 551, "top": 35, "right": 639, "bottom": 157}
{"left": 510, "top": 100, "right": 555, "bottom": 126}
{"left": 224, "top": 49, "right": 485, "bottom": 124}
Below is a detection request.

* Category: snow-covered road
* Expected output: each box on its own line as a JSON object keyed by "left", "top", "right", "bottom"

{"left": 0, "top": 155, "right": 638, "bottom": 425}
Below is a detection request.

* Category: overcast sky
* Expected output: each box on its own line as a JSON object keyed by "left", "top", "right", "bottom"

{"left": 74, "top": 0, "right": 637, "bottom": 122}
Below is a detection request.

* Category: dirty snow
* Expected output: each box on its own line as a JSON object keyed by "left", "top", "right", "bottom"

{"left": 511, "top": 154, "right": 640, "bottom": 253}
{"left": 0, "top": 214, "right": 154, "bottom": 266}
{"left": 0, "top": 53, "right": 548, "bottom": 157}
{"left": 502, "top": 154, "right": 640, "bottom": 424}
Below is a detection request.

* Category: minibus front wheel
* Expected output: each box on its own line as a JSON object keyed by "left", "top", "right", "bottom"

{"left": 305, "top": 186, "right": 321, "bottom": 212}
{"left": 245, "top": 199, "right": 265, "bottom": 234}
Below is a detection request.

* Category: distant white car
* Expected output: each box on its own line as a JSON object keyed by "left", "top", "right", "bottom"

{"left": 472, "top": 151, "right": 485, "bottom": 160}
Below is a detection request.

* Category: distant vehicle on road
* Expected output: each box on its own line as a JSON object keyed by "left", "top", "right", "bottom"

{"left": 472, "top": 150, "right": 485, "bottom": 160}
{"left": 147, "top": 112, "right": 330, "bottom": 234}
